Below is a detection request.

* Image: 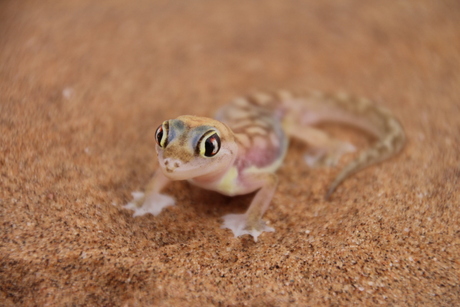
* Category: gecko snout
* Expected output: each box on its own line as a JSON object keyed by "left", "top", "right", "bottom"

{"left": 163, "top": 158, "right": 182, "bottom": 172}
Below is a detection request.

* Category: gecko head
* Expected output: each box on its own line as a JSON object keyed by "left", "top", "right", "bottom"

{"left": 154, "top": 115, "right": 238, "bottom": 181}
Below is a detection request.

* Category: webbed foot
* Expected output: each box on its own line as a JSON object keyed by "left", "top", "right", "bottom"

{"left": 221, "top": 213, "right": 275, "bottom": 242}
{"left": 124, "top": 191, "right": 175, "bottom": 217}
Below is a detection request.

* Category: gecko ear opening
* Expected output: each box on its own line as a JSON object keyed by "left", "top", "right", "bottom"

{"left": 198, "top": 131, "right": 221, "bottom": 157}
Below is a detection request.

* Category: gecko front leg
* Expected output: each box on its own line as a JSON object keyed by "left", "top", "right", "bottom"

{"left": 124, "top": 170, "right": 175, "bottom": 217}
{"left": 221, "top": 173, "right": 277, "bottom": 242}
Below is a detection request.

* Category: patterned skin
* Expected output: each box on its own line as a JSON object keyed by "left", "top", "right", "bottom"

{"left": 124, "top": 90, "right": 405, "bottom": 241}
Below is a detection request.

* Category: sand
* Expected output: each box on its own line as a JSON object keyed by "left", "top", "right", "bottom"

{"left": 1, "top": 0, "right": 459, "bottom": 305}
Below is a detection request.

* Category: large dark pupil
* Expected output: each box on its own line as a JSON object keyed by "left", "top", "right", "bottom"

{"left": 204, "top": 133, "right": 220, "bottom": 157}
{"left": 156, "top": 126, "right": 163, "bottom": 146}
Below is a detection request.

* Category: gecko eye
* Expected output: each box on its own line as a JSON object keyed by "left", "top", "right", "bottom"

{"left": 198, "top": 132, "right": 221, "bottom": 157}
{"left": 155, "top": 122, "right": 168, "bottom": 148}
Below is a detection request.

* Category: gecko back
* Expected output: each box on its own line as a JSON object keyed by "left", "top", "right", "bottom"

{"left": 215, "top": 90, "right": 405, "bottom": 198}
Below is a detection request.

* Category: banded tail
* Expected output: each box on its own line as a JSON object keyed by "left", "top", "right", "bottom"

{"left": 229, "top": 90, "right": 406, "bottom": 199}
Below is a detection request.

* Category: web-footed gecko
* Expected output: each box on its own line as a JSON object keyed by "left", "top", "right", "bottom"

{"left": 124, "top": 90, "right": 405, "bottom": 241}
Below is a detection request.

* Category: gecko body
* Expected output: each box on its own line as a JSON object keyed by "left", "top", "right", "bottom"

{"left": 124, "top": 91, "right": 405, "bottom": 241}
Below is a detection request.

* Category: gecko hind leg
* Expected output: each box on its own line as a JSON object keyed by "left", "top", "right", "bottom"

{"left": 288, "top": 126, "right": 356, "bottom": 168}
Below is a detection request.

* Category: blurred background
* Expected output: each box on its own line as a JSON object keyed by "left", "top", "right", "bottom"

{"left": 1, "top": 0, "right": 459, "bottom": 305}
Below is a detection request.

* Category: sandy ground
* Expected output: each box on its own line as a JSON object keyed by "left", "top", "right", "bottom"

{"left": 1, "top": 0, "right": 459, "bottom": 305}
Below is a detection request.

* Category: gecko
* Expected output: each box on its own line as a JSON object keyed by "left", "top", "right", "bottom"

{"left": 124, "top": 90, "right": 405, "bottom": 241}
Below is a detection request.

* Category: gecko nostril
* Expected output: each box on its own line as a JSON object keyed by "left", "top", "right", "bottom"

{"left": 164, "top": 159, "right": 180, "bottom": 169}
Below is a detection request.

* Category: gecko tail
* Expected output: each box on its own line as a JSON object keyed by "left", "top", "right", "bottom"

{"left": 224, "top": 90, "right": 406, "bottom": 200}
{"left": 324, "top": 152, "right": 374, "bottom": 200}
{"left": 272, "top": 90, "right": 406, "bottom": 200}
{"left": 325, "top": 116, "right": 406, "bottom": 200}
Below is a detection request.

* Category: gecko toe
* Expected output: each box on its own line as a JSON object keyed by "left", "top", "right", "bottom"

{"left": 124, "top": 192, "right": 175, "bottom": 217}
{"left": 221, "top": 213, "right": 275, "bottom": 242}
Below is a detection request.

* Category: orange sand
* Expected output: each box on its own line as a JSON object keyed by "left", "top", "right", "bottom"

{"left": 1, "top": 1, "right": 459, "bottom": 305}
